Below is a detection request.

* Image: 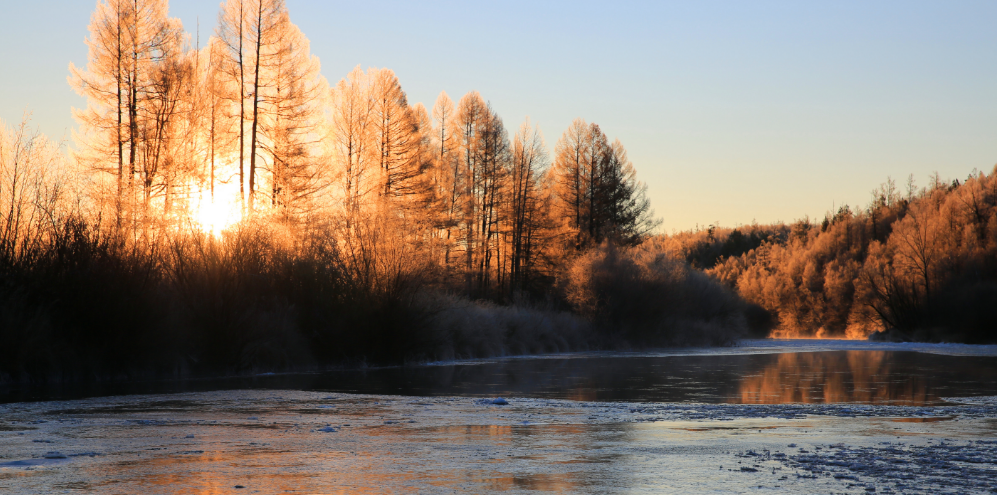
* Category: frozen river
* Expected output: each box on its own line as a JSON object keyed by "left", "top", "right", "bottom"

{"left": 2, "top": 340, "right": 996, "bottom": 493}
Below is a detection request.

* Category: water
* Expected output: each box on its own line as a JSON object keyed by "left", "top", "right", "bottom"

{"left": 5, "top": 346, "right": 997, "bottom": 405}
{"left": 3, "top": 341, "right": 997, "bottom": 493}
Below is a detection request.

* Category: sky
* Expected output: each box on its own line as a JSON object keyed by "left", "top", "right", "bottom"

{"left": 2, "top": 0, "right": 996, "bottom": 233}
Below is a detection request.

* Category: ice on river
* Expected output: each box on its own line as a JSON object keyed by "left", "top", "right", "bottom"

{"left": 421, "top": 338, "right": 997, "bottom": 367}
{"left": 1, "top": 388, "right": 996, "bottom": 494}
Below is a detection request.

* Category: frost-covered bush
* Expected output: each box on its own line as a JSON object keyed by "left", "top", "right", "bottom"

{"left": 563, "top": 242, "right": 759, "bottom": 346}
{"left": 419, "top": 293, "right": 593, "bottom": 361}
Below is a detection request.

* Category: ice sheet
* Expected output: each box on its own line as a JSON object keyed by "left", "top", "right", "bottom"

{"left": 1, "top": 390, "right": 995, "bottom": 494}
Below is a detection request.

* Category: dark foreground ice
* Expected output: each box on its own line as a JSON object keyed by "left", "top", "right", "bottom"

{"left": 1, "top": 390, "right": 996, "bottom": 494}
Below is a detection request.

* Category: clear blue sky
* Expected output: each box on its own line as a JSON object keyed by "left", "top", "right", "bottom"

{"left": 2, "top": 0, "right": 996, "bottom": 232}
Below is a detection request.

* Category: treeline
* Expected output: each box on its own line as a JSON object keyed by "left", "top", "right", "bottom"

{"left": 660, "top": 169, "right": 997, "bottom": 343}
{"left": 68, "top": 0, "right": 661, "bottom": 299}
{"left": 0, "top": 0, "right": 760, "bottom": 382}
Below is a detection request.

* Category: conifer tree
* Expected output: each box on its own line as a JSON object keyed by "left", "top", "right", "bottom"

{"left": 507, "top": 118, "right": 550, "bottom": 292}
{"left": 217, "top": 0, "right": 325, "bottom": 217}
{"left": 70, "top": 0, "right": 183, "bottom": 227}
{"left": 551, "top": 120, "right": 656, "bottom": 249}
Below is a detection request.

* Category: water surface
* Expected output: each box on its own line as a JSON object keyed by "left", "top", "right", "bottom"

{"left": 5, "top": 345, "right": 997, "bottom": 405}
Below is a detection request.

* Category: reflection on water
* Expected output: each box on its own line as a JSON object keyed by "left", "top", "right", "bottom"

{"left": 91, "top": 421, "right": 626, "bottom": 494}
{"left": 4, "top": 387, "right": 997, "bottom": 494}
{"left": 891, "top": 416, "right": 957, "bottom": 423}
{"left": 3, "top": 351, "right": 997, "bottom": 406}
{"left": 736, "top": 351, "right": 937, "bottom": 405}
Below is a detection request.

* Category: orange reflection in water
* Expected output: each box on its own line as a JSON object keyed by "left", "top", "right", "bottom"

{"left": 736, "top": 351, "right": 932, "bottom": 405}
{"left": 91, "top": 422, "right": 609, "bottom": 494}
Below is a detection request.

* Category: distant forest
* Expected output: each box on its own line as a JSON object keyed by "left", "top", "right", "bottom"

{"left": 660, "top": 170, "right": 997, "bottom": 343}
{"left": 1, "top": 0, "right": 994, "bottom": 383}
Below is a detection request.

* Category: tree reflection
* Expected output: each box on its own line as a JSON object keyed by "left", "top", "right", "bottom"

{"left": 737, "top": 351, "right": 933, "bottom": 405}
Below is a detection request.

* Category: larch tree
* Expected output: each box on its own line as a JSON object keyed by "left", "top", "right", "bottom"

{"left": 138, "top": 34, "right": 197, "bottom": 219}
{"left": 201, "top": 36, "right": 239, "bottom": 203}
{"left": 70, "top": 0, "right": 183, "bottom": 228}
{"left": 370, "top": 69, "right": 424, "bottom": 201}
{"left": 431, "top": 91, "right": 462, "bottom": 265}
{"left": 475, "top": 104, "right": 510, "bottom": 291}
{"left": 582, "top": 123, "right": 611, "bottom": 244}
{"left": 551, "top": 120, "right": 656, "bottom": 250}
{"left": 452, "top": 92, "right": 510, "bottom": 293}
{"left": 404, "top": 102, "right": 437, "bottom": 221}
{"left": 550, "top": 118, "right": 591, "bottom": 249}
{"left": 216, "top": 0, "right": 248, "bottom": 206}
{"left": 507, "top": 118, "right": 550, "bottom": 293}
{"left": 259, "top": 9, "right": 326, "bottom": 220}
{"left": 217, "top": 0, "right": 324, "bottom": 217}
{"left": 454, "top": 91, "right": 488, "bottom": 289}
{"left": 329, "top": 66, "right": 377, "bottom": 219}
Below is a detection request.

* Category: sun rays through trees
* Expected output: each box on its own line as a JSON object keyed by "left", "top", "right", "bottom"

{"left": 1, "top": 0, "right": 834, "bottom": 381}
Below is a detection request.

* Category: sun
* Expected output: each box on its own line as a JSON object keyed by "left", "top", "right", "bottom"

{"left": 190, "top": 180, "right": 242, "bottom": 237}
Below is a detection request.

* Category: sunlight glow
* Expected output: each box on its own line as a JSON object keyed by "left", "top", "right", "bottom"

{"left": 190, "top": 179, "right": 242, "bottom": 237}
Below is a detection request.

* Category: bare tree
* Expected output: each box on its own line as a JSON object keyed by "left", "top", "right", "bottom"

{"left": 0, "top": 117, "right": 74, "bottom": 265}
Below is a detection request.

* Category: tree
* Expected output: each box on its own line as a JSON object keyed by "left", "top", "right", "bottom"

{"left": 329, "top": 66, "right": 377, "bottom": 220}
{"left": 550, "top": 118, "right": 590, "bottom": 249}
{"left": 217, "top": 0, "right": 325, "bottom": 217}
{"left": 201, "top": 36, "right": 239, "bottom": 203}
{"left": 138, "top": 36, "right": 198, "bottom": 218}
{"left": 551, "top": 120, "right": 656, "bottom": 250}
{"left": 259, "top": 10, "right": 326, "bottom": 219}
{"left": 475, "top": 103, "right": 510, "bottom": 291}
{"left": 431, "top": 91, "right": 462, "bottom": 265}
{"left": 507, "top": 118, "right": 550, "bottom": 292}
{"left": 217, "top": 0, "right": 276, "bottom": 213}
{"left": 370, "top": 69, "right": 424, "bottom": 201}
{"left": 453, "top": 92, "right": 509, "bottom": 293}
{"left": 70, "top": 0, "right": 183, "bottom": 228}
{"left": 216, "top": 0, "right": 248, "bottom": 206}
{"left": 597, "top": 139, "right": 657, "bottom": 245}
{"left": 0, "top": 117, "right": 71, "bottom": 264}
{"left": 454, "top": 91, "right": 488, "bottom": 288}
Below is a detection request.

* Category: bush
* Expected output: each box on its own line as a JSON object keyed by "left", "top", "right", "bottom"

{"left": 562, "top": 242, "right": 759, "bottom": 346}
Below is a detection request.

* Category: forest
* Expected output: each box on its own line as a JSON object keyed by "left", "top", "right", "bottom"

{"left": 659, "top": 170, "right": 997, "bottom": 343}
{"left": 2, "top": 0, "right": 994, "bottom": 384}
{"left": 0, "top": 0, "right": 764, "bottom": 382}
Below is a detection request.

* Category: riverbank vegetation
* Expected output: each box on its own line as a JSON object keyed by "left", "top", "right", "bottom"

{"left": 0, "top": 0, "right": 762, "bottom": 383}
{"left": 659, "top": 170, "right": 997, "bottom": 343}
